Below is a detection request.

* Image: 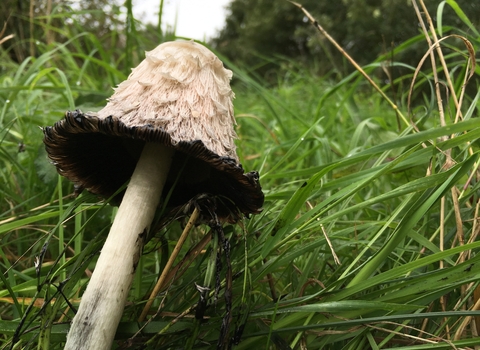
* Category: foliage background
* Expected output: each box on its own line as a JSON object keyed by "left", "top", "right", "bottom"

{"left": 0, "top": 0, "right": 480, "bottom": 349}
{"left": 213, "top": 0, "right": 480, "bottom": 79}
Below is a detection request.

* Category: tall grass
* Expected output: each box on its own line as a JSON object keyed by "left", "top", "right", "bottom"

{"left": 0, "top": 0, "right": 479, "bottom": 349}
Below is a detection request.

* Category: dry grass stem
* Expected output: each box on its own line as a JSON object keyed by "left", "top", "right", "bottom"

{"left": 160, "top": 230, "right": 213, "bottom": 289}
{"left": 0, "top": 33, "right": 14, "bottom": 45}
{"left": 411, "top": 0, "right": 446, "bottom": 131}
{"left": 411, "top": 1, "right": 476, "bottom": 337}
{"left": 367, "top": 323, "right": 444, "bottom": 346}
{"left": 138, "top": 207, "right": 200, "bottom": 322}
{"left": 454, "top": 296, "right": 480, "bottom": 340}
{"left": 320, "top": 224, "right": 340, "bottom": 265}
{"left": 406, "top": 34, "right": 475, "bottom": 125}
{"left": 418, "top": 0, "right": 471, "bottom": 114}
{"left": 288, "top": 1, "right": 409, "bottom": 128}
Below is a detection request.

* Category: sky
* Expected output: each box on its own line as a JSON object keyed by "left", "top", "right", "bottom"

{"left": 133, "top": 0, "right": 231, "bottom": 41}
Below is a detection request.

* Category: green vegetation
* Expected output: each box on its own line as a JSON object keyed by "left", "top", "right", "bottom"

{"left": 214, "top": 0, "right": 480, "bottom": 81}
{"left": 1, "top": 0, "right": 479, "bottom": 349}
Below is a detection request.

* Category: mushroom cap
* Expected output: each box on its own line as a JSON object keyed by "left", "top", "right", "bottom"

{"left": 43, "top": 41, "right": 264, "bottom": 219}
{"left": 97, "top": 40, "right": 238, "bottom": 160}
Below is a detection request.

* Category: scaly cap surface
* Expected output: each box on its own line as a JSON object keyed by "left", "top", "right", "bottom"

{"left": 97, "top": 40, "right": 238, "bottom": 160}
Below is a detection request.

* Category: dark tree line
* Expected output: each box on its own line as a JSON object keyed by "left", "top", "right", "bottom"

{"left": 211, "top": 0, "right": 480, "bottom": 80}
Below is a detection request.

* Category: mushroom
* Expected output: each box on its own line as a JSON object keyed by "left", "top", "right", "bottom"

{"left": 43, "top": 40, "right": 264, "bottom": 349}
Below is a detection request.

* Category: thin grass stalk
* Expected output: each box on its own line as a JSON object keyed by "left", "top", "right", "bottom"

{"left": 418, "top": 0, "right": 461, "bottom": 115}
{"left": 125, "top": 0, "right": 135, "bottom": 75}
{"left": 157, "top": 0, "right": 165, "bottom": 36}
{"left": 57, "top": 176, "right": 66, "bottom": 282}
{"left": 411, "top": 0, "right": 448, "bottom": 133}
{"left": 289, "top": 1, "right": 409, "bottom": 128}
{"left": 138, "top": 207, "right": 200, "bottom": 322}
{"left": 0, "top": 248, "right": 21, "bottom": 318}
{"left": 454, "top": 296, "right": 480, "bottom": 340}
{"left": 412, "top": 1, "right": 476, "bottom": 152}
{"left": 413, "top": 0, "right": 466, "bottom": 257}
{"left": 452, "top": 58, "right": 470, "bottom": 125}
{"left": 290, "top": 312, "right": 314, "bottom": 349}
{"left": 205, "top": 229, "right": 218, "bottom": 288}
{"left": 74, "top": 205, "right": 83, "bottom": 257}
{"left": 46, "top": 0, "right": 53, "bottom": 45}
{"left": 29, "top": 0, "right": 34, "bottom": 57}
{"left": 155, "top": 231, "right": 212, "bottom": 292}
{"left": 415, "top": 4, "right": 475, "bottom": 337}
{"left": 440, "top": 195, "right": 448, "bottom": 331}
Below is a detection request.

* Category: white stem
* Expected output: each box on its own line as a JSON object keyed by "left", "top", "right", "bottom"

{"left": 65, "top": 143, "right": 174, "bottom": 350}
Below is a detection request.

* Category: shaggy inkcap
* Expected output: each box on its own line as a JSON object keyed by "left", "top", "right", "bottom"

{"left": 43, "top": 41, "right": 264, "bottom": 220}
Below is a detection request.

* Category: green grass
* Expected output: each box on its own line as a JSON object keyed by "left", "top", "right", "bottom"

{"left": 1, "top": 1, "right": 480, "bottom": 349}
